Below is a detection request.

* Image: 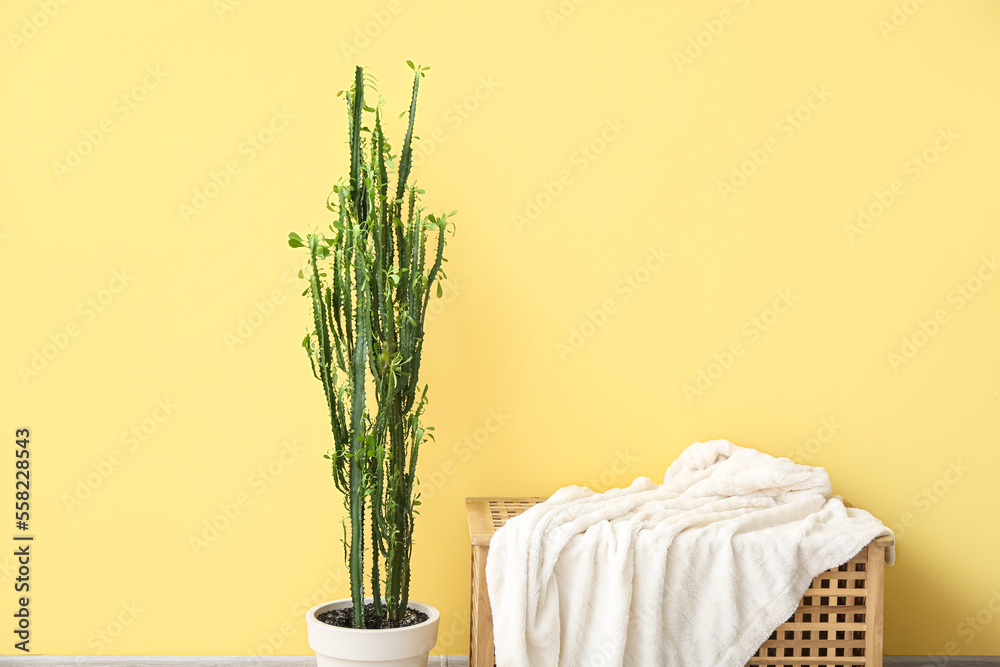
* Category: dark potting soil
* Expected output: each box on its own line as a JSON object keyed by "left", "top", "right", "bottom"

{"left": 317, "top": 602, "right": 429, "bottom": 629}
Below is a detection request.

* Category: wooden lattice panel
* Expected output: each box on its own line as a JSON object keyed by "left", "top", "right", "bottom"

{"left": 465, "top": 497, "right": 889, "bottom": 667}
{"left": 745, "top": 546, "right": 877, "bottom": 667}
{"left": 488, "top": 498, "right": 539, "bottom": 530}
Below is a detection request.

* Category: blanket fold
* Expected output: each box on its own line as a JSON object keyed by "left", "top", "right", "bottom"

{"left": 486, "top": 439, "right": 894, "bottom": 667}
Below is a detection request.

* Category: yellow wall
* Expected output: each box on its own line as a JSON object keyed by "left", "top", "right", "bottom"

{"left": 2, "top": 0, "right": 998, "bottom": 658}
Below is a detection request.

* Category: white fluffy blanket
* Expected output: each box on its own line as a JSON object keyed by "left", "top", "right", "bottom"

{"left": 486, "top": 439, "right": 894, "bottom": 667}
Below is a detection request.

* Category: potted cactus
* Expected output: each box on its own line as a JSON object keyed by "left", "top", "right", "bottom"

{"left": 289, "top": 62, "right": 454, "bottom": 666}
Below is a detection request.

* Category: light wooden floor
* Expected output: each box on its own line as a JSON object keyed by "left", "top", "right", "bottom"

{"left": 0, "top": 660, "right": 466, "bottom": 666}
{"left": 0, "top": 660, "right": 468, "bottom": 666}
{"left": 1, "top": 657, "right": 998, "bottom": 666}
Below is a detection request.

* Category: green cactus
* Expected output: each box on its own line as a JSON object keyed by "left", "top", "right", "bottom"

{"left": 289, "top": 63, "right": 453, "bottom": 629}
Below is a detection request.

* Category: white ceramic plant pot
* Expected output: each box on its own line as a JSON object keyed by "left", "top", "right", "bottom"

{"left": 306, "top": 598, "right": 440, "bottom": 667}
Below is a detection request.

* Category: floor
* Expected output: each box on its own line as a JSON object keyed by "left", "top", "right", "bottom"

{"left": 2, "top": 657, "right": 998, "bottom": 666}
{"left": 0, "top": 659, "right": 469, "bottom": 666}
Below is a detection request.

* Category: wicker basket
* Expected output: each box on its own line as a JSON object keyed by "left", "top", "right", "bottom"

{"left": 466, "top": 497, "right": 892, "bottom": 667}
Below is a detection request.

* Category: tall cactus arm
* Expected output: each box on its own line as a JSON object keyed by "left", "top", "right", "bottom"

{"left": 341, "top": 230, "right": 355, "bottom": 351}
{"left": 405, "top": 219, "right": 449, "bottom": 407}
{"left": 305, "top": 335, "right": 321, "bottom": 381}
{"left": 308, "top": 237, "right": 346, "bottom": 474}
{"left": 423, "top": 218, "right": 448, "bottom": 310}
{"left": 393, "top": 70, "right": 421, "bottom": 210}
{"left": 349, "top": 66, "right": 365, "bottom": 216}
{"left": 374, "top": 112, "right": 393, "bottom": 266}
{"left": 347, "top": 253, "right": 370, "bottom": 628}
{"left": 325, "top": 286, "right": 348, "bottom": 374}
